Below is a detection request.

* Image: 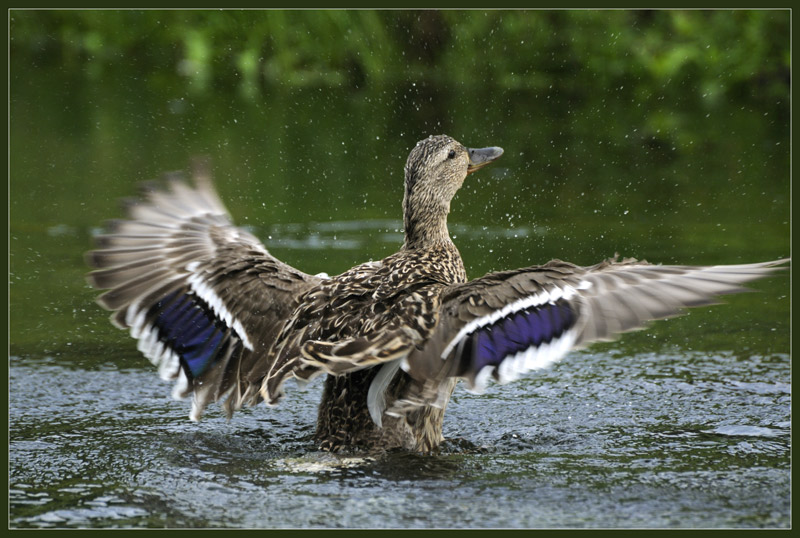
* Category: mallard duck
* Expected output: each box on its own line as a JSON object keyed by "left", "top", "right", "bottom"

{"left": 86, "top": 134, "right": 788, "bottom": 453}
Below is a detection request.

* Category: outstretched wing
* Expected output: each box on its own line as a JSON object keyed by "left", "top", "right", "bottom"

{"left": 394, "top": 256, "right": 788, "bottom": 411}
{"left": 86, "top": 160, "right": 321, "bottom": 420}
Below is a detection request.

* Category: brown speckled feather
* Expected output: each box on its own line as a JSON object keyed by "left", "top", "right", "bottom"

{"left": 261, "top": 245, "right": 461, "bottom": 402}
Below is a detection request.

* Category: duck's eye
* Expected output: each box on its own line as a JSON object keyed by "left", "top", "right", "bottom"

{"left": 447, "top": 149, "right": 456, "bottom": 159}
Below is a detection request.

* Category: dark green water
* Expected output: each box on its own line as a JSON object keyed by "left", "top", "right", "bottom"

{"left": 9, "top": 39, "right": 789, "bottom": 527}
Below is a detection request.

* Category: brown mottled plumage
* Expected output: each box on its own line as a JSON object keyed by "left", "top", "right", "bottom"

{"left": 86, "top": 135, "right": 788, "bottom": 453}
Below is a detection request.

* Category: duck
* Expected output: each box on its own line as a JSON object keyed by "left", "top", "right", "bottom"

{"left": 86, "top": 134, "right": 788, "bottom": 453}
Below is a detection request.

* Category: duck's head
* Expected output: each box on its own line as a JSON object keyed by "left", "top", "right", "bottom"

{"left": 402, "top": 135, "right": 503, "bottom": 246}
{"left": 404, "top": 134, "right": 504, "bottom": 201}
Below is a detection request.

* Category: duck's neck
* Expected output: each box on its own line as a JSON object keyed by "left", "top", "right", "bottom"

{"left": 402, "top": 192, "right": 452, "bottom": 250}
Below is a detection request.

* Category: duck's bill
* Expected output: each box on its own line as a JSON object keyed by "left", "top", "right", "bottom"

{"left": 467, "top": 146, "right": 504, "bottom": 174}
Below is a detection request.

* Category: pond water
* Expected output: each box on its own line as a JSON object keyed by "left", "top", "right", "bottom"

{"left": 9, "top": 349, "right": 791, "bottom": 528}
{"left": 9, "top": 29, "right": 790, "bottom": 528}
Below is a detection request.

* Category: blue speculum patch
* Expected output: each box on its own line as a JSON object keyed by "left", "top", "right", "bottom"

{"left": 149, "top": 290, "right": 230, "bottom": 378}
{"left": 468, "top": 300, "right": 576, "bottom": 373}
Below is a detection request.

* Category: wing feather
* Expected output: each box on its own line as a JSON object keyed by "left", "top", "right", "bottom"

{"left": 393, "top": 256, "right": 787, "bottom": 413}
{"left": 87, "top": 163, "right": 321, "bottom": 420}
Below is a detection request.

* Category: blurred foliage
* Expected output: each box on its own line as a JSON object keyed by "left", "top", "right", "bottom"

{"left": 9, "top": 9, "right": 789, "bottom": 355}
{"left": 10, "top": 9, "right": 789, "bottom": 105}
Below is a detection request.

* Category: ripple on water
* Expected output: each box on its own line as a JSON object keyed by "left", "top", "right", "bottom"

{"left": 726, "top": 380, "right": 791, "bottom": 395}
{"left": 20, "top": 505, "right": 150, "bottom": 528}
{"left": 710, "top": 425, "right": 787, "bottom": 438}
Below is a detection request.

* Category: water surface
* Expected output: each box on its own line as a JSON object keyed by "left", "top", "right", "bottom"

{"left": 10, "top": 347, "right": 790, "bottom": 528}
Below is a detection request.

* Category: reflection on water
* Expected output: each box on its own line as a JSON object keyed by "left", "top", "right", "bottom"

{"left": 247, "top": 219, "right": 546, "bottom": 252}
